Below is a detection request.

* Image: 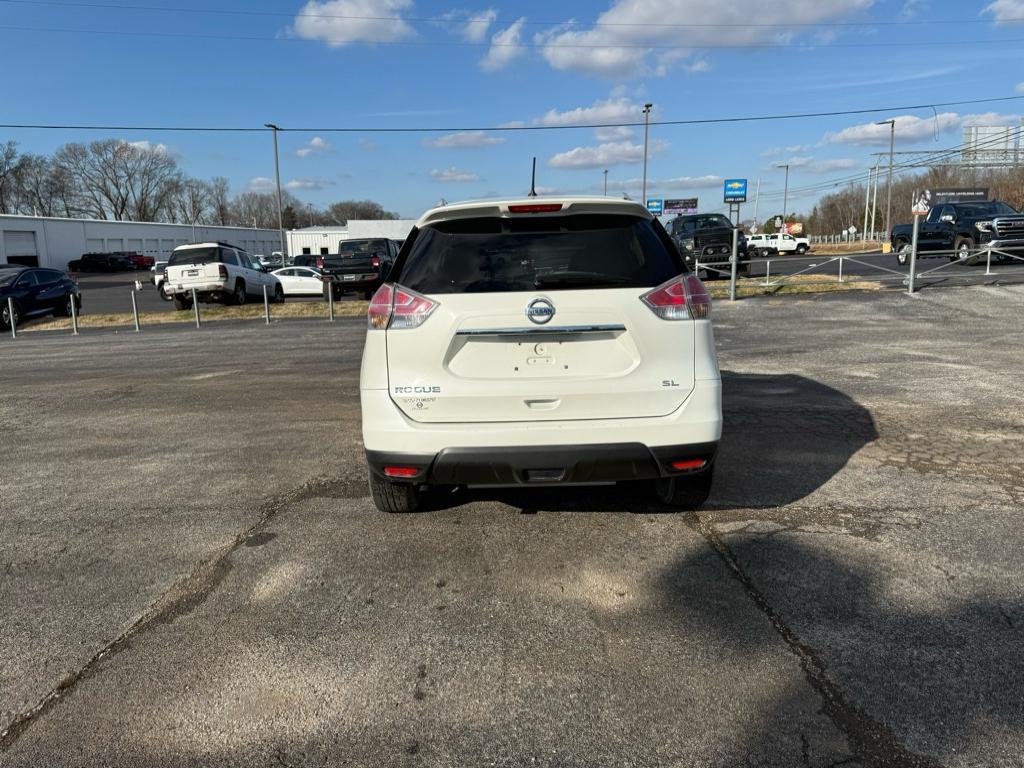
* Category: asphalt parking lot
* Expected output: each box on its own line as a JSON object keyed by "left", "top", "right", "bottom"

{"left": 2, "top": 287, "right": 1023, "bottom": 766}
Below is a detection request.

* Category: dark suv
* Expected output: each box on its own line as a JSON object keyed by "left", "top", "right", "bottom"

{"left": 0, "top": 267, "right": 81, "bottom": 329}
{"left": 668, "top": 214, "right": 748, "bottom": 278}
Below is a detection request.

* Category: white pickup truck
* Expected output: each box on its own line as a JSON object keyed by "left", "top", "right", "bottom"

{"left": 164, "top": 242, "right": 284, "bottom": 310}
{"left": 746, "top": 232, "right": 811, "bottom": 256}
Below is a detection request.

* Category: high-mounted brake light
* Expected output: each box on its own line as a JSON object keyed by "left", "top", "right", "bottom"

{"left": 640, "top": 275, "right": 711, "bottom": 321}
{"left": 367, "top": 283, "right": 438, "bottom": 330}
{"left": 508, "top": 203, "right": 563, "bottom": 213}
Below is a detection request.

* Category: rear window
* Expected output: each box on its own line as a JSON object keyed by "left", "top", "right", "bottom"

{"left": 340, "top": 239, "right": 388, "bottom": 254}
{"left": 395, "top": 214, "right": 683, "bottom": 294}
{"left": 168, "top": 247, "right": 219, "bottom": 266}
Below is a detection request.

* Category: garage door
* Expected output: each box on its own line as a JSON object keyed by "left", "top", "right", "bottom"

{"left": 3, "top": 230, "right": 39, "bottom": 267}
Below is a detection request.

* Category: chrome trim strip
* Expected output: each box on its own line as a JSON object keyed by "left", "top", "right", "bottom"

{"left": 455, "top": 324, "right": 626, "bottom": 337}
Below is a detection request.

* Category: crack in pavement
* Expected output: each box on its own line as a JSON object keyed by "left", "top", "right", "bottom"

{"left": 0, "top": 474, "right": 353, "bottom": 753}
{"left": 686, "top": 511, "right": 944, "bottom": 768}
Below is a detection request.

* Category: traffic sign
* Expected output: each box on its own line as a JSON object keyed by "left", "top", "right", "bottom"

{"left": 646, "top": 198, "right": 664, "bottom": 215}
{"left": 723, "top": 179, "right": 748, "bottom": 203}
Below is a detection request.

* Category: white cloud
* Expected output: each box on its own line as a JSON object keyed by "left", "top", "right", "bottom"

{"left": 430, "top": 166, "right": 481, "bottom": 182}
{"left": 125, "top": 140, "right": 172, "bottom": 155}
{"left": 684, "top": 59, "right": 711, "bottom": 73}
{"left": 1018, "top": 82, "right": 1024, "bottom": 93}
{"left": 599, "top": 175, "right": 722, "bottom": 192}
{"left": 548, "top": 139, "right": 668, "bottom": 169}
{"left": 357, "top": 138, "right": 377, "bottom": 151}
{"left": 292, "top": 0, "right": 416, "bottom": 47}
{"left": 535, "top": 93, "right": 639, "bottom": 126}
{"left": 825, "top": 112, "right": 961, "bottom": 145}
{"left": 480, "top": 17, "right": 526, "bottom": 71}
{"left": 285, "top": 177, "right": 335, "bottom": 190}
{"left": 595, "top": 125, "right": 635, "bottom": 141}
{"left": 533, "top": 0, "right": 873, "bottom": 77}
{"left": 761, "top": 144, "right": 813, "bottom": 157}
{"left": 423, "top": 130, "right": 506, "bottom": 148}
{"left": 462, "top": 9, "right": 498, "bottom": 42}
{"left": 960, "top": 112, "right": 1021, "bottom": 126}
{"left": 984, "top": 0, "right": 1024, "bottom": 23}
{"left": 247, "top": 176, "right": 276, "bottom": 193}
{"left": 296, "top": 136, "right": 331, "bottom": 157}
{"left": 781, "top": 156, "right": 859, "bottom": 173}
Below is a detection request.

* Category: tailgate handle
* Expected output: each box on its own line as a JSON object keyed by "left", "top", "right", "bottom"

{"left": 524, "top": 398, "right": 560, "bottom": 410}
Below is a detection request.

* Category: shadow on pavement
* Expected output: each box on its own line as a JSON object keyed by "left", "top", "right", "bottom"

{"left": 659, "top": 532, "right": 1023, "bottom": 766}
{"left": 425, "top": 370, "right": 877, "bottom": 513}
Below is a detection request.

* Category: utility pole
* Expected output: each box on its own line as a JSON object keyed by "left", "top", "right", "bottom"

{"left": 264, "top": 123, "right": 286, "bottom": 258}
{"left": 862, "top": 167, "right": 871, "bottom": 248}
{"left": 876, "top": 119, "right": 896, "bottom": 240}
{"left": 641, "top": 103, "right": 653, "bottom": 204}
{"left": 603, "top": 169, "right": 608, "bottom": 195}
{"left": 752, "top": 177, "right": 761, "bottom": 231}
{"left": 775, "top": 164, "right": 789, "bottom": 233}
{"left": 871, "top": 161, "right": 879, "bottom": 238}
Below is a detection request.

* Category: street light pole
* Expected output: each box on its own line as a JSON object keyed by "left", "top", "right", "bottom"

{"left": 641, "top": 103, "right": 653, "bottom": 204}
{"left": 776, "top": 164, "right": 789, "bottom": 232}
{"left": 877, "top": 119, "right": 896, "bottom": 240}
{"left": 264, "top": 123, "right": 286, "bottom": 259}
{"left": 603, "top": 169, "right": 608, "bottom": 195}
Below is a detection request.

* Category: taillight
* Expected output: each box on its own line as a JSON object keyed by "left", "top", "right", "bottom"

{"left": 640, "top": 275, "right": 710, "bottom": 320}
{"left": 218, "top": 264, "right": 228, "bottom": 280}
{"left": 370, "top": 254, "right": 380, "bottom": 268}
{"left": 367, "top": 283, "right": 437, "bottom": 330}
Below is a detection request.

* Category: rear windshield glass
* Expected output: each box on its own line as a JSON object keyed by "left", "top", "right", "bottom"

{"left": 339, "top": 239, "right": 388, "bottom": 254}
{"left": 168, "top": 248, "right": 219, "bottom": 266}
{"left": 395, "top": 214, "right": 682, "bottom": 294}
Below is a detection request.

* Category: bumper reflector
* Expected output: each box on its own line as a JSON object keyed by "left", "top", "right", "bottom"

{"left": 384, "top": 466, "right": 419, "bottom": 478}
{"left": 671, "top": 458, "right": 707, "bottom": 471}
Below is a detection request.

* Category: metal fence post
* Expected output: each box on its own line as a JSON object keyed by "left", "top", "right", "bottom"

{"left": 327, "top": 284, "right": 335, "bottom": 322}
{"left": 908, "top": 214, "right": 920, "bottom": 295}
{"left": 262, "top": 284, "right": 270, "bottom": 325}
{"left": 70, "top": 292, "right": 79, "bottom": 336}
{"left": 192, "top": 288, "right": 201, "bottom": 328}
{"left": 729, "top": 228, "right": 739, "bottom": 301}
{"left": 763, "top": 259, "right": 771, "bottom": 287}
{"left": 838, "top": 257, "right": 844, "bottom": 283}
{"left": 984, "top": 246, "right": 994, "bottom": 277}
{"left": 130, "top": 290, "right": 140, "bottom": 332}
{"left": 7, "top": 296, "right": 16, "bottom": 339}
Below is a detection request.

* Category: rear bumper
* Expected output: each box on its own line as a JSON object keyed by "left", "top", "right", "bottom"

{"left": 325, "top": 274, "right": 380, "bottom": 291}
{"left": 366, "top": 441, "right": 718, "bottom": 486}
{"left": 169, "top": 281, "right": 227, "bottom": 297}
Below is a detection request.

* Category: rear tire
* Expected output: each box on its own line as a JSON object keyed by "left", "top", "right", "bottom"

{"left": 368, "top": 470, "right": 422, "bottom": 513}
{"left": 796, "top": 244, "right": 808, "bottom": 255}
{"left": 233, "top": 280, "right": 247, "bottom": 306}
{"left": 173, "top": 293, "right": 192, "bottom": 311}
{"left": 895, "top": 240, "right": 910, "bottom": 266}
{"left": 274, "top": 284, "right": 285, "bottom": 304}
{"left": 55, "top": 294, "right": 77, "bottom": 317}
{"left": 1, "top": 300, "right": 21, "bottom": 330}
{"left": 653, "top": 466, "right": 713, "bottom": 510}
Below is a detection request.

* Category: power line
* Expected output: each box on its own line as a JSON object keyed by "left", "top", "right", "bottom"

{"left": 0, "top": 0, "right": 1019, "bottom": 29}
{"left": 2, "top": 96, "right": 1022, "bottom": 134}
{"left": 1, "top": 22, "right": 1024, "bottom": 51}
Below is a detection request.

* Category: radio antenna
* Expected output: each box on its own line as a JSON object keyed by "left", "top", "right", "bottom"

{"left": 528, "top": 157, "right": 537, "bottom": 197}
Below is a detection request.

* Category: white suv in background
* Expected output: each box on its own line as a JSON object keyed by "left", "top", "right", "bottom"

{"left": 164, "top": 242, "right": 284, "bottom": 310}
{"left": 747, "top": 232, "right": 810, "bottom": 256}
{"left": 359, "top": 197, "right": 722, "bottom": 513}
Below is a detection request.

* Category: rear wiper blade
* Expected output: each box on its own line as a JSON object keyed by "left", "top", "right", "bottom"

{"left": 533, "top": 272, "right": 631, "bottom": 288}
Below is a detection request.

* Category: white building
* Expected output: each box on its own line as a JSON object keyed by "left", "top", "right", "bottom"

{"left": 0, "top": 214, "right": 283, "bottom": 270}
{"left": 287, "top": 220, "right": 417, "bottom": 257}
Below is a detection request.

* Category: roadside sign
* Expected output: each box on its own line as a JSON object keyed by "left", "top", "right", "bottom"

{"left": 847, "top": 225, "right": 857, "bottom": 235}
{"left": 788, "top": 222, "right": 804, "bottom": 234}
{"left": 664, "top": 197, "right": 698, "bottom": 214}
{"left": 912, "top": 189, "right": 932, "bottom": 216}
{"left": 774, "top": 216, "right": 783, "bottom": 229}
{"left": 723, "top": 178, "right": 748, "bottom": 203}
{"left": 646, "top": 198, "right": 664, "bottom": 215}
{"left": 932, "top": 187, "right": 988, "bottom": 204}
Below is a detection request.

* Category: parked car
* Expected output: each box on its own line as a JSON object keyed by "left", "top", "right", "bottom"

{"left": 890, "top": 200, "right": 1024, "bottom": 266}
{"left": 321, "top": 238, "right": 398, "bottom": 300}
{"left": 163, "top": 242, "right": 284, "bottom": 310}
{"left": 66, "top": 252, "right": 135, "bottom": 273}
{"left": 113, "top": 251, "right": 155, "bottom": 270}
{"left": 0, "top": 267, "right": 81, "bottom": 330}
{"left": 271, "top": 266, "right": 324, "bottom": 296}
{"left": 359, "top": 197, "right": 721, "bottom": 513}
{"left": 668, "top": 213, "right": 748, "bottom": 278}
{"left": 151, "top": 261, "right": 172, "bottom": 301}
{"left": 746, "top": 232, "right": 810, "bottom": 256}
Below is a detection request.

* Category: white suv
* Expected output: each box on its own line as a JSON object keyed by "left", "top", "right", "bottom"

{"left": 359, "top": 198, "right": 722, "bottom": 513}
{"left": 164, "top": 242, "right": 283, "bottom": 310}
{"left": 747, "top": 232, "right": 810, "bottom": 256}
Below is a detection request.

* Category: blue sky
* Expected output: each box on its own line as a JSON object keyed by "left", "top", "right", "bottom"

{"left": 2, "top": 0, "right": 1024, "bottom": 219}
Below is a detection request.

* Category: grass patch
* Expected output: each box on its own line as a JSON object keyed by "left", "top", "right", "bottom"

{"left": 705, "top": 273, "right": 884, "bottom": 298}
{"left": 22, "top": 300, "right": 369, "bottom": 332}
{"left": 811, "top": 241, "right": 884, "bottom": 255}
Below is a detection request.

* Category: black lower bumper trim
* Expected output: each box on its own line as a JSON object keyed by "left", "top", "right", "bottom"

{"left": 366, "top": 441, "right": 718, "bottom": 486}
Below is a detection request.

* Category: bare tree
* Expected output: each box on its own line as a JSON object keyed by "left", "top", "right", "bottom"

{"left": 325, "top": 199, "right": 400, "bottom": 224}
{"left": 0, "top": 141, "right": 26, "bottom": 214}
{"left": 209, "top": 176, "right": 231, "bottom": 225}
{"left": 230, "top": 190, "right": 302, "bottom": 228}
